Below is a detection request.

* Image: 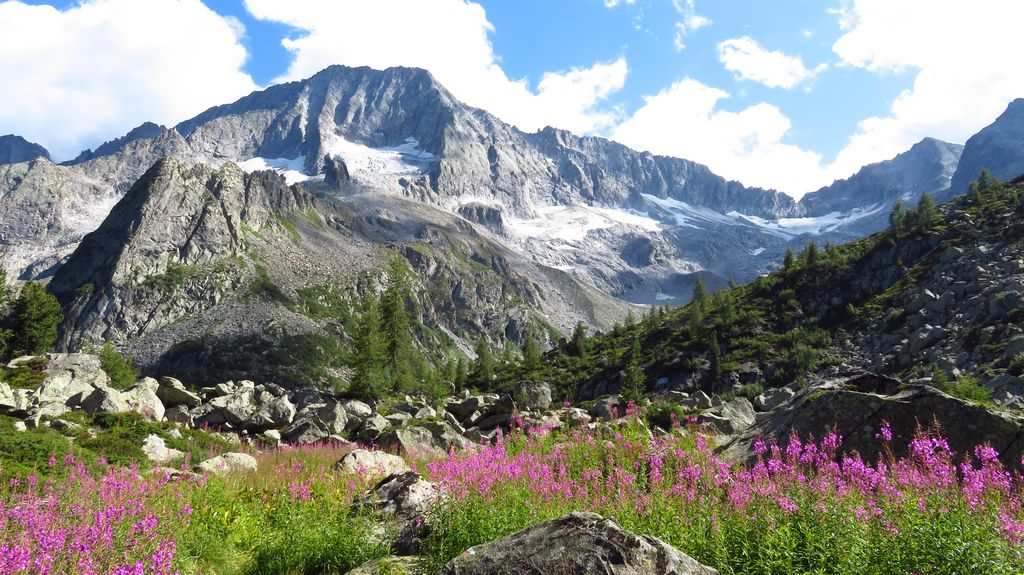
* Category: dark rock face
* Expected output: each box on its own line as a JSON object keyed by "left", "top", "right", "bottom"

{"left": 438, "top": 512, "right": 718, "bottom": 575}
{"left": 950, "top": 99, "right": 1024, "bottom": 195}
{"left": 49, "top": 158, "right": 315, "bottom": 348}
{"left": 70, "top": 122, "right": 165, "bottom": 164}
{"left": 721, "top": 373, "right": 1024, "bottom": 470}
{"left": 0, "top": 135, "right": 50, "bottom": 164}
{"left": 800, "top": 137, "right": 963, "bottom": 235}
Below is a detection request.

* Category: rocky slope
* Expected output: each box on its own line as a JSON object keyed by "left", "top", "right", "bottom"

{"left": 0, "top": 134, "right": 49, "bottom": 165}
{"left": 0, "top": 65, "right": 992, "bottom": 306}
{"left": 48, "top": 157, "right": 631, "bottom": 384}
{"left": 950, "top": 98, "right": 1024, "bottom": 196}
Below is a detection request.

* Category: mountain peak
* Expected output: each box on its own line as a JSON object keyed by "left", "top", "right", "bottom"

{"left": 0, "top": 134, "right": 50, "bottom": 165}
{"left": 949, "top": 97, "right": 1024, "bottom": 194}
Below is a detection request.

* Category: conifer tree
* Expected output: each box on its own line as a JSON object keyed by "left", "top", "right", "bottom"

{"left": 804, "top": 241, "right": 819, "bottom": 268}
{"left": 624, "top": 310, "right": 636, "bottom": 329}
{"left": 0, "top": 266, "right": 10, "bottom": 359}
{"left": 570, "top": 321, "right": 590, "bottom": 357}
{"left": 783, "top": 248, "right": 795, "bottom": 270}
{"left": 708, "top": 332, "right": 722, "bottom": 386}
{"left": 473, "top": 336, "right": 495, "bottom": 385}
{"left": 522, "top": 329, "right": 542, "bottom": 372}
{"left": 621, "top": 337, "right": 646, "bottom": 403}
{"left": 350, "top": 291, "right": 386, "bottom": 402}
{"left": 381, "top": 258, "right": 415, "bottom": 391}
{"left": 692, "top": 277, "right": 707, "bottom": 308}
{"left": 889, "top": 199, "right": 905, "bottom": 233}
{"left": 10, "top": 282, "right": 63, "bottom": 356}
{"left": 916, "top": 193, "right": 939, "bottom": 229}
{"left": 454, "top": 357, "right": 469, "bottom": 391}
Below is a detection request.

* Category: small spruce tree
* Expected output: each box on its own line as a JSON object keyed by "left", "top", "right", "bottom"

{"left": 621, "top": 337, "right": 646, "bottom": 403}
{"left": 10, "top": 282, "right": 63, "bottom": 356}
{"left": 473, "top": 336, "right": 495, "bottom": 386}
{"left": 350, "top": 291, "right": 387, "bottom": 403}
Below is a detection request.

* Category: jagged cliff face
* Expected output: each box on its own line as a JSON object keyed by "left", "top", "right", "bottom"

{"left": 950, "top": 99, "right": 1024, "bottom": 195}
{"left": 47, "top": 157, "right": 632, "bottom": 383}
{"left": 0, "top": 135, "right": 49, "bottom": 165}
{"left": 0, "top": 65, "right": 981, "bottom": 304}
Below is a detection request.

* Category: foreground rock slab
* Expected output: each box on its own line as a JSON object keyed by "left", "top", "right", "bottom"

{"left": 345, "top": 556, "right": 418, "bottom": 575}
{"left": 439, "top": 512, "right": 718, "bottom": 575}
{"left": 335, "top": 449, "right": 411, "bottom": 480}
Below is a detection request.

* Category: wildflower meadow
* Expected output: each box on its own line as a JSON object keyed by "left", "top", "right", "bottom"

{"left": 1, "top": 411, "right": 1022, "bottom": 574}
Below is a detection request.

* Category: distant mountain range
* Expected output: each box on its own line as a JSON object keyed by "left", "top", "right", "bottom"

{"left": 1, "top": 65, "right": 1022, "bottom": 380}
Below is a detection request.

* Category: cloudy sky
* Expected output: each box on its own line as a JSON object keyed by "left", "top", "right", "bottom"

{"left": 2, "top": 0, "right": 1022, "bottom": 198}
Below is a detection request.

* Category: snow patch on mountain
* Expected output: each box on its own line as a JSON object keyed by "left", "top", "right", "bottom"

{"left": 506, "top": 205, "right": 661, "bottom": 242}
{"left": 641, "top": 194, "right": 739, "bottom": 229}
{"left": 325, "top": 135, "right": 436, "bottom": 191}
{"left": 730, "top": 205, "right": 885, "bottom": 239}
{"left": 237, "top": 156, "right": 311, "bottom": 185}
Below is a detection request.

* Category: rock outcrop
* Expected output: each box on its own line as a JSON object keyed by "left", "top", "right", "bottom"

{"left": 438, "top": 512, "right": 718, "bottom": 575}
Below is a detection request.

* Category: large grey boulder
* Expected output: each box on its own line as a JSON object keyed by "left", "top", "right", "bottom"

{"left": 353, "top": 471, "right": 440, "bottom": 555}
{"left": 379, "top": 426, "right": 444, "bottom": 457}
{"left": 335, "top": 449, "right": 411, "bottom": 480}
{"left": 197, "top": 452, "right": 258, "bottom": 476}
{"left": 354, "top": 471, "right": 439, "bottom": 518}
{"left": 0, "top": 382, "right": 17, "bottom": 412}
{"left": 343, "top": 399, "right": 373, "bottom": 419}
{"left": 514, "top": 380, "right": 552, "bottom": 411}
{"left": 698, "top": 397, "right": 755, "bottom": 436}
{"left": 81, "top": 386, "right": 131, "bottom": 415}
{"left": 209, "top": 388, "right": 255, "bottom": 427}
{"left": 315, "top": 399, "right": 349, "bottom": 435}
{"left": 156, "top": 377, "right": 202, "bottom": 408}
{"left": 358, "top": 413, "right": 391, "bottom": 441}
{"left": 753, "top": 387, "right": 796, "bottom": 412}
{"left": 438, "top": 512, "right": 718, "bottom": 575}
{"left": 141, "top": 434, "right": 184, "bottom": 465}
{"left": 245, "top": 395, "right": 296, "bottom": 431}
{"left": 281, "top": 416, "right": 330, "bottom": 445}
{"left": 123, "top": 378, "right": 165, "bottom": 422}
{"left": 721, "top": 372, "right": 1024, "bottom": 470}
{"left": 35, "top": 353, "right": 108, "bottom": 407}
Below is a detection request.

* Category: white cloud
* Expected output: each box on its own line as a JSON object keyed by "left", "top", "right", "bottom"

{"left": 672, "top": 0, "right": 711, "bottom": 51}
{"left": 612, "top": 78, "right": 829, "bottom": 195}
{"left": 244, "top": 0, "right": 627, "bottom": 135}
{"left": 718, "top": 36, "right": 826, "bottom": 89}
{"left": 603, "top": 0, "right": 635, "bottom": 7}
{"left": 828, "top": 0, "right": 1024, "bottom": 177}
{"left": 0, "top": 0, "right": 257, "bottom": 161}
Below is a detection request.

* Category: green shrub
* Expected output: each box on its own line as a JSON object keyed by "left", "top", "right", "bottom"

{"left": 99, "top": 342, "right": 137, "bottom": 390}
{"left": 1008, "top": 352, "right": 1024, "bottom": 376}
{"left": 933, "top": 373, "right": 993, "bottom": 405}
{"left": 0, "top": 356, "right": 49, "bottom": 389}
{"left": 646, "top": 401, "right": 687, "bottom": 430}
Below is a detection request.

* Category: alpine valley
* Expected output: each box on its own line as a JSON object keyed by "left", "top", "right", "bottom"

{"left": 2, "top": 64, "right": 1024, "bottom": 574}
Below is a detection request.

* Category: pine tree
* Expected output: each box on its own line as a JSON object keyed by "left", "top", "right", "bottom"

{"left": 889, "top": 199, "right": 905, "bottom": 234}
{"left": 692, "top": 277, "right": 707, "bottom": 308}
{"left": 978, "top": 169, "right": 996, "bottom": 192}
{"left": 381, "top": 258, "right": 415, "bottom": 392}
{"left": 621, "top": 337, "right": 646, "bottom": 403}
{"left": 522, "top": 329, "right": 542, "bottom": 372}
{"left": 10, "top": 282, "right": 63, "bottom": 356}
{"left": 804, "top": 241, "right": 819, "bottom": 267}
{"left": 916, "top": 193, "right": 939, "bottom": 229}
{"left": 783, "top": 248, "right": 795, "bottom": 270}
{"left": 99, "top": 342, "right": 137, "bottom": 390}
{"left": 968, "top": 181, "right": 983, "bottom": 203}
{"left": 624, "top": 311, "right": 636, "bottom": 329}
{"left": 708, "top": 332, "right": 722, "bottom": 386}
{"left": 454, "top": 357, "right": 469, "bottom": 391}
{"left": 350, "top": 292, "right": 387, "bottom": 402}
{"left": 0, "top": 266, "right": 10, "bottom": 359}
{"left": 570, "top": 322, "right": 590, "bottom": 357}
{"left": 473, "top": 337, "right": 495, "bottom": 385}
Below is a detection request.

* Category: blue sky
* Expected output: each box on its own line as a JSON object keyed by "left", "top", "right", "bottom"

{"left": 3, "top": 0, "right": 1023, "bottom": 197}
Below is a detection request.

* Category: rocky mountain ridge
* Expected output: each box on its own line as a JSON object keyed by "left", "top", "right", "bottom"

{"left": 6, "top": 65, "right": 1020, "bottom": 308}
